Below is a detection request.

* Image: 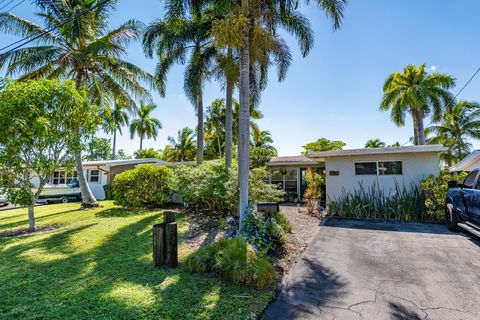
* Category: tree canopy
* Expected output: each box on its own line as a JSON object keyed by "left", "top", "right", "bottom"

{"left": 302, "top": 138, "right": 346, "bottom": 154}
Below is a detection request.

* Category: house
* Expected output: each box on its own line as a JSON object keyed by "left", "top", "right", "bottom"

{"left": 267, "top": 145, "right": 446, "bottom": 203}
{"left": 33, "top": 158, "right": 166, "bottom": 200}
{"left": 449, "top": 150, "right": 480, "bottom": 172}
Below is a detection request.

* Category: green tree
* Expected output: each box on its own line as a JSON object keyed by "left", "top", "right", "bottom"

{"left": 134, "top": 148, "right": 162, "bottom": 159}
{"left": 365, "top": 139, "right": 386, "bottom": 148}
{"left": 84, "top": 137, "right": 112, "bottom": 161}
{"left": 166, "top": 127, "right": 197, "bottom": 162}
{"left": 130, "top": 102, "right": 163, "bottom": 151}
{"left": 116, "top": 149, "right": 132, "bottom": 160}
{"left": 143, "top": 3, "right": 217, "bottom": 164}
{"left": 250, "top": 147, "right": 277, "bottom": 169}
{"left": 426, "top": 100, "right": 480, "bottom": 166}
{"left": 380, "top": 64, "right": 455, "bottom": 145}
{"left": 250, "top": 127, "right": 276, "bottom": 151}
{"left": 103, "top": 101, "right": 131, "bottom": 159}
{"left": 0, "top": 0, "right": 156, "bottom": 208}
{"left": 302, "top": 138, "right": 346, "bottom": 154}
{"left": 0, "top": 79, "right": 98, "bottom": 231}
{"left": 388, "top": 142, "right": 401, "bottom": 147}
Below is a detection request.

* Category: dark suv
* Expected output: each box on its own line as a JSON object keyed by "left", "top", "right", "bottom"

{"left": 445, "top": 169, "right": 480, "bottom": 236}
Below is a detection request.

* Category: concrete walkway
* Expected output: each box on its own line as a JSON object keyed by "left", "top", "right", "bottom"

{"left": 263, "top": 218, "right": 480, "bottom": 320}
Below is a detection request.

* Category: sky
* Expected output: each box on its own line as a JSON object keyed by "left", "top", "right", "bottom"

{"left": 1, "top": 0, "right": 480, "bottom": 157}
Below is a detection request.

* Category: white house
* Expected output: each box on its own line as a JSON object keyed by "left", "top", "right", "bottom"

{"left": 449, "top": 150, "right": 480, "bottom": 172}
{"left": 267, "top": 145, "right": 446, "bottom": 202}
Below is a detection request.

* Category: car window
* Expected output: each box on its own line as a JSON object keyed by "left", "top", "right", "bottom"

{"left": 463, "top": 171, "right": 478, "bottom": 188}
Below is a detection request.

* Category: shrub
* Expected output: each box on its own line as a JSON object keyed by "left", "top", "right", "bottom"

{"left": 304, "top": 168, "right": 323, "bottom": 214}
{"left": 241, "top": 208, "right": 288, "bottom": 255}
{"left": 112, "top": 165, "right": 173, "bottom": 208}
{"left": 184, "top": 237, "right": 275, "bottom": 289}
{"left": 172, "top": 162, "right": 284, "bottom": 214}
{"left": 421, "top": 170, "right": 467, "bottom": 221}
{"left": 328, "top": 181, "right": 426, "bottom": 221}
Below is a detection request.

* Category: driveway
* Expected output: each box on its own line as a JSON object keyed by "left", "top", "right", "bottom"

{"left": 263, "top": 218, "right": 480, "bottom": 320}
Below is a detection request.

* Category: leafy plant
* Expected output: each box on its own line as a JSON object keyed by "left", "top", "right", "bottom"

{"left": 112, "top": 165, "right": 173, "bottom": 208}
{"left": 421, "top": 171, "right": 467, "bottom": 220}
{"left": 304, "top": 168, "right": 324, "bottom": 214}
{"left": 184, "top": 237, "right": 275, "bottom": 289}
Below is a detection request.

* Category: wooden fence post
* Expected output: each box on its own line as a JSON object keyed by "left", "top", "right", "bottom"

{"left": 165, "top": 222, "right": 178, "bottom": 267}
{"left": 164, "top": 211, "right": 176, "bottom": 223}
{"left": 153, "top": 223, "right": 166, "bottom": 267}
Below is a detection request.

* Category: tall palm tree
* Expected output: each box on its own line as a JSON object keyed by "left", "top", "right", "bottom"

{"left": 426, "top": 101, "right": 480, "bottom": 166}
{"left": 143, "top": 2, "right": 216, "bottom": 164}
{"left": 130, "top": 102, "right": 163, "bottom": 151}
{"left": 250, "top": 126, "right": 276, "bottom": 152}
{"left": 380, "top": 64, "right": 455, "bottom": 145}
{"left": 103, "top": 100, "right": 131, "bottom": 159}
{"left": 365, "top": 139, "right": 386, "bottom": 148}
{"left": 0, "top": 0, "right": 156, "bottom": 207}
{"left": 167, "top": 127, "right": 197, "bottom": 162}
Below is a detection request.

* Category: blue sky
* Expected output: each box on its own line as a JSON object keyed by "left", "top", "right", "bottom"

{"left": 1, "top": 0, "right": 480, "bottom": 156}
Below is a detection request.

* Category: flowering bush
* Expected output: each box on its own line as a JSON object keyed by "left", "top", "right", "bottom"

{"left": 241, "top": 207, "right": 287, "bottom": 255}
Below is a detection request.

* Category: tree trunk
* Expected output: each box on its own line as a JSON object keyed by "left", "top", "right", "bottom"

{"left": 112, "top": 130, "right": 117, "bottom": 160}
{"left": 238, "top": 10, "right": 250, "bottom": 230}
{"left": 140, "top": 137, "right": 143, "bottom": 151}
{"left": 197, "top": 96, "right": 204, "bottom": 164}
{"left": 412, "top": 111, "right": 419, "bottom": 145}
{"left": 28, "top": 203, "right": 35, "bottom": 232}
{"left": 225, "top": 75, "right": 234, "bottom": 169}
{"left": 417, "top": 110, "right": 426, "bottom": 145}
{"left": 74, "top": 70, "right": 99, "bottom": 208}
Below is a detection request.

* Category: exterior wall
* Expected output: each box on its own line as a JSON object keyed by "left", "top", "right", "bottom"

{"left": 108, "top": 164, "right": 138, "bottom": 184}
{"left": 83, "top": 166, "right": 108, "bottom": 200}
{"left": 325, "top": 152, "right": 440, "bottom": 202}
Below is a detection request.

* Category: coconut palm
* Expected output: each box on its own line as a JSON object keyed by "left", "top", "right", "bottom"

{"left": 166, "top": 127, "right": 197, "bottom": 162}
{"left": 365, "top": 139, "right": 386, "bottom": 148}
{"left": 103, "top": 100, "right": 131, "bottom": 159}
{"left": 380, "top": 64, "right": 455, "bottom": 146}
{"left": 143, "top": 2, "right": 216, "bottom": 164}
{"left": 426, "top": 101, "right": 480, "bottom": 166}
{"left": 130, "top": 102, "right": 163, "bottom": 151}
{"left": 0, "top": 0, "right": 156, "bottom": 207}
{"left": 250, "top": 126, "right": 276, "bottom": 152}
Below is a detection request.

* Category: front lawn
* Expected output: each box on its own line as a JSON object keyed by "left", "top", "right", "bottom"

{"left": 0, "top": 201, "right": 273, "bottom": 319}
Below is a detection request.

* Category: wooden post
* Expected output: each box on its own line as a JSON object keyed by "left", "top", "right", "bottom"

{"left": 165, "top": 222, "right": 178, "bottom": 267}
{"left": 153, "top": 223, "right": 166, "bottom": 267}
{"left": 164, "top": 211, "right": 176, "bottom": 223}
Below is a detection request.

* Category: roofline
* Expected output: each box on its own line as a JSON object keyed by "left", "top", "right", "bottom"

{"left": 82, "top": 158, "right": 166, "bottom": 167}
{"left": 307, "top": 145, "right": 447, "bottom": 158}
{"left": 266, "top": 161, "right": 322, "bottom": 167}
{"left": 449, "top": 150, "right": 480, "bottom": 172}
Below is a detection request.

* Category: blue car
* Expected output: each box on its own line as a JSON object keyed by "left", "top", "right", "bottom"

{"left": 445, "top": 169, "right": 480, "bottom": 236}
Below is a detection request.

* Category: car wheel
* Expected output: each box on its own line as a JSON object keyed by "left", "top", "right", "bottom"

{"left": 61, "top": 197, "right": 69, "bottom": 204}
{"left": 445, "top": 203, "right": 460, "bottom": 231}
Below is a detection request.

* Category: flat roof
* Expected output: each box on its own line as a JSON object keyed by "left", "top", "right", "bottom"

{"left": 307, "top": 145, "right": 447, "bottom": 159}
{"left": 267, "top": 155, "right": 321, "bottom": 166}
{"left": 83, "top": 158, "right": 167, "bottom": 167}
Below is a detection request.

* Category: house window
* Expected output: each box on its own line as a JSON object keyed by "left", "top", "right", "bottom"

{"left": 89, "top": 170, "right": 100, "bottom": 183}
{"left": 355, "top": 161, "right": 403, "bottom": 176}
{"left": 355, "top": 162, "right": 377, "bottom": 175}
{"left": 51, "top": 170, "right": 77, "bottom": 185}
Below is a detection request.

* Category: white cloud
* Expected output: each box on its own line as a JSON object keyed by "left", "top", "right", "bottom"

{"left": 430, "top": 65, "right": 438, "bottom": 71}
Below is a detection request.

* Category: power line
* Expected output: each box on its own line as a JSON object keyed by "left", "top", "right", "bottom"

{"left": 0, "top": 0, "right": 16, "bottom": 11}
{"left": 0, "top": 0, "right": 111, "bottom": 55}
{"left": 3, "top": 0, "right": 25, "bottom": 12}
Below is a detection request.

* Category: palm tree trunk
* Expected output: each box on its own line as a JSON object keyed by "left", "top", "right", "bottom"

{"left": 225, "top": 50, "right": 234, "bottom": 169}
{"left": 238, "top": 5, "right": 250, "bottom": 229}
{"left": 140, "top": 137, "right": 143, "bottom": 150}
{"left": 197, "top": 96, "right": 204, "bottom": 164}
{"left": 417, "top": 110, "right": 426, "bottom": 145}
{"left": 412, "top": 111, "right": 419, "bottom": 145}
{"left": 112, "top": 130, "right": 117, "bottom": 160}
{"left": 74, "top": 70, "right": 99, "bottom": 208}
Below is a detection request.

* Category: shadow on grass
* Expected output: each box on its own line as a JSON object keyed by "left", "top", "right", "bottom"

{"left": 0, "top": 209, "right": 81, "bottom": 231}
{"left": 95, "top": 207, "right": 156, "bottom": 218}
{"left": 0, "top": 212, "right": 258, "bottom": 319}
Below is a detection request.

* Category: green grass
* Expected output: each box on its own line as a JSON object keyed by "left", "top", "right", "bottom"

{"left": 0, "top": 201, "right": 273, "bottom": 319}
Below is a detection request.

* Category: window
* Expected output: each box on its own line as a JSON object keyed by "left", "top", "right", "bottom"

{"left": 51, "top": 170, "right": 77, "bottom": 185}
{"left": 355, "top": 161, "right": 403, "bottom": 176}
{"left": 355, "top": 162, "right": 377, "bottom": 175}
{"left": 463, "top": 171, "right": 477, "bottom": 188}
{"left": 378, "top": 161, "right": 402, "bottom": 175}
{"left": 89, "top": 170, "right": 100, "bottom": 183}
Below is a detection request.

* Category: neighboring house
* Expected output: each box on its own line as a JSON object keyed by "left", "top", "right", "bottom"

{"left": 449, "top": 150, "right": 480, "bottom": 172}
{"left": 268, "top": 145, "right": 446, "bottom": 203}
{"left": 30, "top": 158, "right": 166, "bottom": 200}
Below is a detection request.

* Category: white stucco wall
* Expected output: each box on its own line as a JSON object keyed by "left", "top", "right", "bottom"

{"left": 83, "top": 166, "right": 107, "bottom": 200}
{"left": 325, "top": 152, "right": 441, "bottom": 202}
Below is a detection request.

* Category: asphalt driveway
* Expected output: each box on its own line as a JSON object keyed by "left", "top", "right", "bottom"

{"left": 263, "top": 218, "right": 480, "bottom": 320}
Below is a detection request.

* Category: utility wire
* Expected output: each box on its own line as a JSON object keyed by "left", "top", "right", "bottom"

{"left": 4, "top": 0, "right": 25, "bottom": 12}
{"left": 0, "top": 0, "right": 17, "bottom": 11}
{"left": 0, "top": 0, "right": 111, "bottom": 54}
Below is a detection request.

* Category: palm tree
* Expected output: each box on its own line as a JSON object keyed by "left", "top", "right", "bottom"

{"left": 103, "top": 100, "right": 131, "bottom": 159}
{"left": 143, "top": 2, "right": 216, "bottom": 164}
{"left": 0, "top": 0, "right": 156, "bottom": 207}
{"left": 130, "top": 102, "right": 163, "bottom": 151}
{"left": 380, "top": 64, "right": 455, "bottom": 145}
{"left": 426, "top": 100, "right": 480, "bottom": 166}
{"left": 250, "top": 126, "right": 276, "bottom": 152}
{"left": 166, "top": 127, "right": 197, "bottom": 162}
{"left": 365, "top": 139, "right": 386, "bottom": 148}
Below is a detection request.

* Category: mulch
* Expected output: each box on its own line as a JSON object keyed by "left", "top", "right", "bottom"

{"left": 0, "top": 224, "right": 63, "bottom": 237}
